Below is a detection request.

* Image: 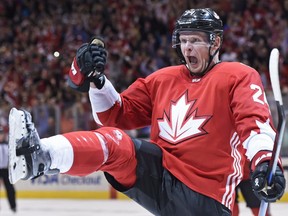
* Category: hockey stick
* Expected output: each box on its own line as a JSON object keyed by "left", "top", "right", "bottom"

{"left": 259, "top": 48, "right": 286, "bottom": 216}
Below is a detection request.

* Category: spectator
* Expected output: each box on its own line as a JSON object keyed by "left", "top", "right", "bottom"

{"left": 0, "top": 0, "right": 286, "bottom": 153}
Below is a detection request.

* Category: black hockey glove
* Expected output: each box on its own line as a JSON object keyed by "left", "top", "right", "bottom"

{"left": 68, "top": 37, "right": 107, "bottom": 92}
{"left": 250, "top": 161, "right": 286, "bottom": 202}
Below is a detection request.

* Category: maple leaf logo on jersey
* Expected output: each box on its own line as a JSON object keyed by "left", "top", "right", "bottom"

{"left": 158, "top": 92, "right": 211, "bottom": 144}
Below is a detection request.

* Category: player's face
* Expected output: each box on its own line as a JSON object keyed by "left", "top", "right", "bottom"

{"left": 179, "top": 32, "right": 210, "bottom": 74}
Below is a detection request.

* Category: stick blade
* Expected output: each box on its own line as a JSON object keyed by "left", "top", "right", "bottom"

{"left": 269, "top": 48, "right": 282, "bottom": 105}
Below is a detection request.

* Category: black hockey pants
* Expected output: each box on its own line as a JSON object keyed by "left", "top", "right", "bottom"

{"left": 104, "top": 138, "right": 231, "bottom": 216}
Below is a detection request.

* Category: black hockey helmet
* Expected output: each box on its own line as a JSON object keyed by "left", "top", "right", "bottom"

{"left": 172, "top": 8, "right": 223, "bottom": 64}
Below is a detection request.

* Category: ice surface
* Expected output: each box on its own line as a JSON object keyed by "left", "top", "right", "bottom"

{"left": 0, "top": 198, "right": 287, "bottom": 216}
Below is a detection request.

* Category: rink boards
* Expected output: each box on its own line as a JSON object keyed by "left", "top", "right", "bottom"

{"left": 0, "top": 172, "right": 117, "bottom": 199}
{"left": 1, "top": 159, "right": 288, "bottom": 202}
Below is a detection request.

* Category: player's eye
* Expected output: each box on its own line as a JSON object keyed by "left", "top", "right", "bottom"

{"left": 180, "top": 37, "right": 208, "bottom": 47}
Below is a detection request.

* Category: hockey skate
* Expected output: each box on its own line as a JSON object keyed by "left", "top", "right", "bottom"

{"left": 8, "top": 108, "right": 58, "bottom": 184}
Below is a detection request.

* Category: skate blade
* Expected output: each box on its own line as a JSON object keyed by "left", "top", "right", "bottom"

{"left": 8, "top": 107, "right": 28, "bottom": 184}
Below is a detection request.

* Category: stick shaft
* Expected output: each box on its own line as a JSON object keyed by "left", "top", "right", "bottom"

{"left": 259, "top": 48, "right": 285, "bottom": 216}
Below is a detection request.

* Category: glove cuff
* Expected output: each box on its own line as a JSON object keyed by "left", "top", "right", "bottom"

{"left": 250, "top": 150, "right": 283, "bottom": 171}
{"left": 68, "top": 57, "right": 91, "bottom": 92}
{"left": 69, "top": 57, "right": 85, "bottom": 86}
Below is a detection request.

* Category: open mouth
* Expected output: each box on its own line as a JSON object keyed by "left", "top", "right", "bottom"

{"left": 188, "top": 56, "right": 198, "bottom": 65}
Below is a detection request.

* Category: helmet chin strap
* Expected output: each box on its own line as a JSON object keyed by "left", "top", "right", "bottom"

{"left": 186, "top": 46, "right": 220, "bottom": 77}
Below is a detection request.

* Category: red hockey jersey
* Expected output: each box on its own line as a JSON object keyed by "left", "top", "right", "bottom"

{"left": 89, "top": 62, "right": 276, "bottom": 210}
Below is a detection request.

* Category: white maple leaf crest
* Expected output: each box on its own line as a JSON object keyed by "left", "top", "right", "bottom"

{"left": 158, "top": 93, "right": 210, "bottom": 144}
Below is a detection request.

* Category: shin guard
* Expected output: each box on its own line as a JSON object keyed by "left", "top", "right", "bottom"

{"left": 64, "top": 127, "right": 137, "bottom": 187}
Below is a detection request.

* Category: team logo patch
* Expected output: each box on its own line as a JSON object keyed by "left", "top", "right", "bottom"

{"left": 158, "top": 92, "right": 211, "bottom": 144}
{"left": 105, "top": 129, "right": 123, "bottom": 146}
{"left": 71, "top": 61, "right": 77, "bottom": 75}
{"left": 113, "top": 129, "right": 123, "bottom": 141}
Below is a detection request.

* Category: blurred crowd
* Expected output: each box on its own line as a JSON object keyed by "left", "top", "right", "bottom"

{"left": 0, "top": 0, "right": 287, "bottom": 140}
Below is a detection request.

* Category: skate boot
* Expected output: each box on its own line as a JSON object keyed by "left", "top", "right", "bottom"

{"left": 8, "top": 107, "right": 59, "bottom": 184}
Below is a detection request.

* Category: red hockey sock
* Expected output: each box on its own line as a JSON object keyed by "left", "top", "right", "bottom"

{"left": 63, "top": 127, "right": 137, "bottom": 188}
{"left": 251, "top": 207, "right": 271, "bottom": 216}
{"left": 232, "top": 203, "right": 239, "bottom": 216}
{"left": 251, "top": 208, "right": 259, "bottom": 215}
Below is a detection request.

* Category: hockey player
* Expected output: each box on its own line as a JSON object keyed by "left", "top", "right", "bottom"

{"left": 8, "top": 8, "right": 285, "bottom": 216}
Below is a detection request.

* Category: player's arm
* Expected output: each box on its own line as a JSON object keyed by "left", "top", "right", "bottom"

{"left": 230, "top": 67, "right": 285, "bottom": 202}
{"left": 67, "top": 37, "right": 120, "bottom": 125}
{"left": 90, "top": 78, "right": 153, "bottom": 128}
{"left": 68, "top": 37, "right": 152, "bottom": 128}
